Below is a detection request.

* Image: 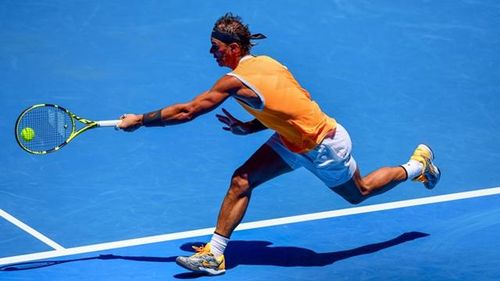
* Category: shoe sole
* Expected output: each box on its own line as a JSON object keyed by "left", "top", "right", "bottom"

{"left": 414, "top": 144, "right": 441, "bottom": 189}
{"left": 424, "top": 165, "right": 441, "bottom": 190}
{"left": 175, "top": 259, "right": 226, "bottom": 276}
{"left": 421, "top": 144, "right": 440, "bottom": 189}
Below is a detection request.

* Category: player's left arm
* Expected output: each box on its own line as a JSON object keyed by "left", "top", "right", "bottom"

{"left": 216, "top": 109, "right": 267, "bottom": 135}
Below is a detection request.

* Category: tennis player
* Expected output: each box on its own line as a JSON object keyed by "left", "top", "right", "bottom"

{"left": 118, "top": 13, "right": 440, "bottom": 275}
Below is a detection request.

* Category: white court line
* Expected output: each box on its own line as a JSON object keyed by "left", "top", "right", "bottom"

{"left": 0, "top": 209, "right": 65, "bottom": 251}
{"left": 0, "top": 186, "right": 499, "bottom": 266}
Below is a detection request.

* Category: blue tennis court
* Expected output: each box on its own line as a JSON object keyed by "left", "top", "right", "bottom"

{"left": 1, "top": 1, "right": 499, "bottom": 280}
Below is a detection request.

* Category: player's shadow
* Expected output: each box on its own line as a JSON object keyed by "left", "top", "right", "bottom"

{"left": 174, "top": 231, "right": 429, "bottom": 279}
{"left": 0, "top": 231, "right": 429, "bottom": 279}
{"left": 228, "top": 231, "right": 429, "bottom": 267}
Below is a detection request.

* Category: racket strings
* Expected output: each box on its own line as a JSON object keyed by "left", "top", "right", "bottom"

{"left": 17, "top": 106, "right": 73, "bottom": 152}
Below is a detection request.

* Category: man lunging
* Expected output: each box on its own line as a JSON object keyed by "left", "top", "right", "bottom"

{"left": 118, "top": 13, "right": 440, "bottom": 275}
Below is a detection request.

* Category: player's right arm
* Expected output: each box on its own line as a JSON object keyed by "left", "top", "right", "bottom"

{"left": 119, "top": 75, "right": 242, "bottom": 131}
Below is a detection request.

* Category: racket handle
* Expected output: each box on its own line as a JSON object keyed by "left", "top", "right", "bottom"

{"left": 96, "top": 120, "right": 121, "bottom": 127}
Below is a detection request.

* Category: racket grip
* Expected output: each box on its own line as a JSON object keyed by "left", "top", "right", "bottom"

{"left": 96, "top": 120, "right": 121, "bottom": 127}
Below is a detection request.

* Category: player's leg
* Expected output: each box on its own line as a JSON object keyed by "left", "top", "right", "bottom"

{"left": 176, "top": 141, "right": 293, "bottom": 275}
{"left": 331, "top": 144, "right": 441, "bottom": 204}
{"left": 330, "top": 166, "right": 406, "bottom": 205}
{"left": 215, "top": 142, "right": 293, "bottom": 237}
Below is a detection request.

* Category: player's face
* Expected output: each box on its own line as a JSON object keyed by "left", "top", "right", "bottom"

{"left": 210, "top": 38, "right": 239, "bottom": 69}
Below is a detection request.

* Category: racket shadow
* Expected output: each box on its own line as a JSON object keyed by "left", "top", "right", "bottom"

{"left": 0, "top": 254, "right": 176, "bottom": 272}
{"left": 0, "top": 231, "right": 429, "bottom": 278}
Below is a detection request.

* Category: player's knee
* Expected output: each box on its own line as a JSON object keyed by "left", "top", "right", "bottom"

{"left": 357, "top": 184, "right": 371, "bottom": 197}
{"left": 353, "top": 178, "right": 373, "bottom": 197}
{"left": 330, "top": 181, "right": 366, "bottom": 205}
{"left": 229, "top": 172, "right": 251, "bottom": 197}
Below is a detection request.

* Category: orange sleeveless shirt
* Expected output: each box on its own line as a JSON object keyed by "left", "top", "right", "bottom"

{"left": 229, "top": 56, "right": 336, "bottom": 153}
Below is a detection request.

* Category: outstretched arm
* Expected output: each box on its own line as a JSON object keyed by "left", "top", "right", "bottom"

{"left": 119, "top": 76, "right": 240, "bottom": 131}
{"left": 145, "top": 90, "right": 228, "bottom": 125}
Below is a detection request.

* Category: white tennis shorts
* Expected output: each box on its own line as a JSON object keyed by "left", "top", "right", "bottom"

{"left": 266, "top": 123, "right": 357, "bottom": 187}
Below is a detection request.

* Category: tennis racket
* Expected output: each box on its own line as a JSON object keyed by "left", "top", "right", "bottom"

{"left": 15, "top": 104, "right": 121, "bottom": 154}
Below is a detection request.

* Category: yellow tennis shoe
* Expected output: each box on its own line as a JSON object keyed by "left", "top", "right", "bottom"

{"left": 410, "top": 144, "right": 441, "bottom": 189}
{"left": 175, "top": 243, "right": 226, "bottom": 275}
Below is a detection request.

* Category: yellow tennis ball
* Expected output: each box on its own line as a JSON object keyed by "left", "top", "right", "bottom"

{"left": 21, "top": 127, "right": 35, "bottom": 142}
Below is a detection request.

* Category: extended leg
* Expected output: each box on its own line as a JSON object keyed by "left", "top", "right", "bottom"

{"left": 175, "top": 143, "right": 293, "bottom": 275}
{"left": 215, "top": 143, "right": 293, "bottom": 237}
{"left": 331, "top": 144, "right": 440, "bottom": 205}
{"left": 331, "top": 166, "right": 407, "bottom": 205}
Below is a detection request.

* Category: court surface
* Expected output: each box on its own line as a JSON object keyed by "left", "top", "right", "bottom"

{"left": 1, "top": 1, "right": 499, "bottom": 280}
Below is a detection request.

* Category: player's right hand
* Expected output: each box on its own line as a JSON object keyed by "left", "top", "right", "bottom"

{"left": 118, "top": 114, "right": 142, "bottom": 132}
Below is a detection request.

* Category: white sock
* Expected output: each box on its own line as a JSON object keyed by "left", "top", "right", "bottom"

{"left": 210, "top": 233, "right": 229, "bottom": 257}
{"left": 401, "top": 160, "right": 423, "bottom": 180}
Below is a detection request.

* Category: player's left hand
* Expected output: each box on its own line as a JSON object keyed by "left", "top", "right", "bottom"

{"left": 216, "top": 108, "right": 251, "bottom": 135}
